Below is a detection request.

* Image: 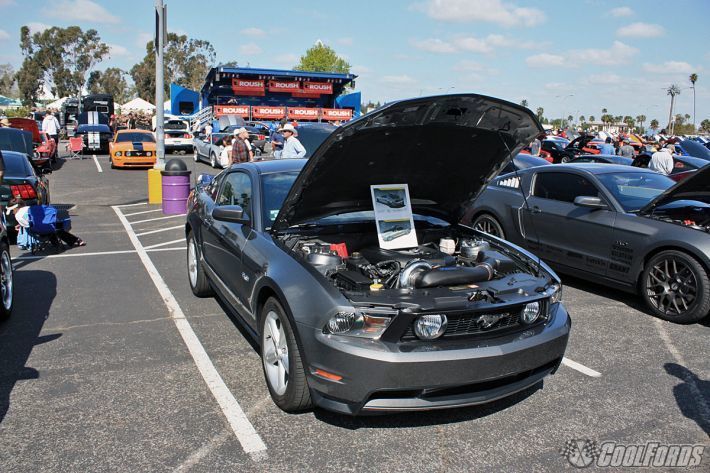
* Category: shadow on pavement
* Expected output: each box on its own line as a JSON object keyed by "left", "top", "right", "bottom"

{"left": 0, "top": 270, "right": 59, "bottom": 424}
{"left": 314, "top": 382, "right": 542, "bottom": 429}
{"left": 560, "top": 273, "right": 648, "bottom": 313}
{"left": 664, "top": 363, "right": 710, "bottom": 436}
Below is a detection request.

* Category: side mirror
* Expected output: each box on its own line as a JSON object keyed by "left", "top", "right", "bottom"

{"left": 212, "top": 205, "right": 249, "bottom": 224}
{"left": 574, "top": 196, "right": 608, "bottom": 210}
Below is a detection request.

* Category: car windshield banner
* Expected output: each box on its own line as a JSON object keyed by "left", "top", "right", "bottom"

{"left": 322, "top": 108, "right": 353, "bottom": 120}
{"left": 214, "top": 105, "right": 250, "bottom": 117}
{"left": 287, "top": 107, "right": 319, "bottom": 120}
{"left": 252, "top": 106, "right": 286, "bottom": 119}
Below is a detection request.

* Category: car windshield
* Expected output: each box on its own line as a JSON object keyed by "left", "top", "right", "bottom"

{"left": 596, "top": 172, "right": 676, "bottom": 212}
{"left": 262, "top": 171, "right": 300, "bottom": 229}
{"left": 2, "top": 152, "right": 32, "bottom": 177}
{"left": 116, "top": 132, "right": 155, "bottom": 143}
{"left": 77, "top": 125, "right": 111, "bottom": 133}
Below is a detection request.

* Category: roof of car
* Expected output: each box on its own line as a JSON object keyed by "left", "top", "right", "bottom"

{"left": 554, "top": 163, "right": 654, "bottom": 174}
{"left": 117, "top": 129, "right": 152, "bottom": 134}
{"left": 232, "top": 158, "right": 306, "bottom": 175}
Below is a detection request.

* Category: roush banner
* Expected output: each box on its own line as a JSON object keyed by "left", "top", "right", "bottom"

{"left": 287, "top": 107, "right": 320, "bottom": 119}
{"left": 269, "top": 80, "right": 301, "bottom": 93}
{"left": 302, "top": 81, "right": 333, "bottom": 94}
{"left": 214, "top": 105, "right": 250, "bottom": 117}
{"left": 252, "top": 106, "right": 286, "bottom": 119}
{"left": 322, "top": 108, "right": 353, "bottom": 120}
{"left": 231, "top": 79, "right": 265, "bottom": 95}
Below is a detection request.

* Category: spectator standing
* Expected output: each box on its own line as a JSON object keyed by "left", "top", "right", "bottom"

{"left": 126, "top": 113, "right": 136, "bottom": 129}
{"left": 649, "top": 146, "right": 674, "bottom": 175}
{"left": 0, "top": 118, "right": 10, "bottom": 128}
{"left": 231, "top": 128, "right": 250, "bottom": 164}
{"left": 530, "top": 134, "right": 542, "bottom": 156}
{"left": 280, "top": 124, "right": 306, "bottom": 159}
{"left": 270, "top": 119, "right": 287, "bottom": 158}
{"left": 599, "top": 137, "right": 615, "bottom": 155}
{"left": 219, "top": 136, "right": 233, "bottom": 168}
{"left": 42, "top": 111, "right": 61, "bottom": 152}
{"left": 618, "top": 138, "right": 635, "bottom": 158}
{"left": 204, "top": 122, "right": 213, "bottom": 137}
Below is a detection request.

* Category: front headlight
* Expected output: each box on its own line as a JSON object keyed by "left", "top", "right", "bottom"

{"left": 521, "top": 302, "right": 541, "bottom": 324}
{"left": 115, "top": 151, "right": 122, "bottom": 157}
{"left": 325, "top": 310, "right": 394, "bottom": 339}
{"left": 549, "top": 283, "right": 562, "bottom": 304}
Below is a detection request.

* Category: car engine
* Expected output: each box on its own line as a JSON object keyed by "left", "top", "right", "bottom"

{"left": 295, "top": 239, "right": 524, "bottom": 292}
{"left": 649, "top": 201, "right": 710, "bottom": 233}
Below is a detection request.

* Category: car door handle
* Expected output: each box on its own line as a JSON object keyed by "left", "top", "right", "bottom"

{"left": 530, "top": 206, "right": 541, "bottom": 214}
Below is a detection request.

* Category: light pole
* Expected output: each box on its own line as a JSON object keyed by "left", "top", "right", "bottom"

{"left": 555, "top": 94, "right": 574, "bottom": 129}
{"left": 154, "top": 0, "right": 166, "bottom": 169}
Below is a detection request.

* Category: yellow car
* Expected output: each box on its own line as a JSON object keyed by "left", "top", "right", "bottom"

{"left": 109, "top": 129, "right": 157, "bottom": 168}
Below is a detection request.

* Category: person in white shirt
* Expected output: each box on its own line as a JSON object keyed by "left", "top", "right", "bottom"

{"left": 649, "top": 145, "right": 674, "bottom": 175}
{"left": 279, "top": 124, "right": 306, "bottom": 159}
{"left": 41, "top": 111, "right": 61, "bottom": 158}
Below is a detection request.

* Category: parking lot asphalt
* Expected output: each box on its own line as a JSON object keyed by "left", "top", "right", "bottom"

{"left": 0, "top": 150, "right": 708, "bottom": 472}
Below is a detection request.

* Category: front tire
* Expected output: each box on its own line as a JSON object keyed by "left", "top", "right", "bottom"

{"left": 210, "top": 153, "right": 217, "bottom": 168}
{"left": 641, "top": 250, "right": 710, "bottom": 323}
{"left": 187, "top": 232, "right": 213, "bottom": 297}
{"left": 472, "top": 213, "right": 506, "bottom": 239}
{"left": 0, "top": 241, "right": 14, "bottom": 321}
{"left": 260, "top": 298, "right": 312, "bottom": 413}
{"left": 193, "top": 148, "right": 199, "bottom": 162}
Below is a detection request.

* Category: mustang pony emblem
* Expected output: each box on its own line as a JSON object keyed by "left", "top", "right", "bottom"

{"left": 476, "top": 313, "right": 506, "bottom": 329}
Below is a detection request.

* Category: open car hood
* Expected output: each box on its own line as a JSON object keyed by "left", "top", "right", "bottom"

{"left": 9, "top": 118, "right": 40, "bottom": 143}
{"left": 639, "top": 165, "right": 710, "bottom": 215}
{"left": 272, "top": 94, "right": 542, "bottom": 231}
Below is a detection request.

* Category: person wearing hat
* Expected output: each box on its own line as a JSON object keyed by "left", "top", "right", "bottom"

{"left": 649, "top": 144, "right": 674, "bottom": 175}
{"left": 231, "top": 127, "right": 251, "bottom": 164}
{"left": 41, "top": 111, "right": 61, "bottom": 159}
{"left": 618, "top": 138, "right": 635, "bottom": 158}
{"left": 0, "top": 117, "right": 10, "bottom": 128}
{"left": 270, "top": 118, "right": 287, "bottom": 158}
{"left": 279, "top": 124, "right": 306, "bottom": 159}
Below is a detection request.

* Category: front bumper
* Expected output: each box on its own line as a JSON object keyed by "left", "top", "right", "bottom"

{"left": 301, "top": 303, "right": 571, "bottom": 415}
{"left": 112, "top": 156, "right": 157, "bottom": 168}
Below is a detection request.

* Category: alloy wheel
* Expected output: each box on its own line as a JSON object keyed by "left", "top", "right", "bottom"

{"left": 187, "top": 239, "right": 198, "bottom": 288}
{"left": 646, "top": 257, "right": 698, "bottom": 317}
{"left": 1, "top": 250, "right": 13, "bottom": 311}
{"left": 262, "top": 310, "right": 289, "bottom": 396}
{"left": 473, "top": 215, "right": 504, "bottom": 238}
{"left": 193, "top": 149, "right": 198, "bottom": 162}
{"left": 210, "top": 154, "right": 216, "bottom": 168}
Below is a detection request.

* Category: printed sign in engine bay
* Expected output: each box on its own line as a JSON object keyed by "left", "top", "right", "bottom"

{"left": 371, "top": 184, "right": 418, "bottom": 249}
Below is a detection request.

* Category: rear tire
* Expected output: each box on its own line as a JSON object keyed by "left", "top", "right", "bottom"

{"left": 260, "top": 298, "right": 312, "bottom": 413}
{"left": 193, "top": 148, "right": 199, "bottom": 162}
{"left": 0, "top": 241, "right": 14, "bottom": 321}
{"left": 641, "top": 250, "right": 710, "bottom": 323}
{"left": 472, "top": 213, "right": 506, "bottom": 239}
{"left": 187, "top": 232, "right": 213, "bottom": 297}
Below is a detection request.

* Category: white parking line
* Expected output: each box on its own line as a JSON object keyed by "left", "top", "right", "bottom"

{"left": 135, "top": 225, "right": 184, "bottom": 237}
{"left": 561, "top": 357, "right": 602, "bottom": 378}
{"left": 116, "top": 202, "right": 147, "bottom": 208}
{"left": 143, "top": 238, "right": 185, "bottom": 250}
{"left": 130, "top": 214, "right": 186, "bottom": 225}
{"left": 93, "top": 154, "right": 103, "bottom": 173}
{"left": 112, "top": 205, "right": 267, "bottom": 459}
{"left": 123, "top": 208, "right": 162, "bottom": 217}
{"left": 14, "top": 247, "right": 186, "bottom": 260}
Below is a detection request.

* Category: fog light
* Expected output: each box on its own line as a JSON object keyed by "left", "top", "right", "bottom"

{"left": 327, "top": 312, "right": 357, "bottom": 334}
{"left": 521, "top": 302, "right": 541, "bottom": 324}
{"left": 146, "top": 151, "right": 153, "bottom": 156}
{"left": 414, "top": 314, "right": 447, "bottom": 340}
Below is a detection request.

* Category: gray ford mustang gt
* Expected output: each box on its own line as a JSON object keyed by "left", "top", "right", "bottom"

{"left": 185, "top": 94, "right": 570, "bottom": 415}
{"left": 465, "top": 164, "right": 710, "bottom": 323}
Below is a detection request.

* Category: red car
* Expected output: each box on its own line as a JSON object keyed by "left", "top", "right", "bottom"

{"left": 8, "top": 118, "right": 57, "bottom": 167}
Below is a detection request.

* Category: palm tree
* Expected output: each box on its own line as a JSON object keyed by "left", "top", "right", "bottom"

{"left": 689, "top": 73, "right": 698, "bottom": 129}
{"left": 666, "top": 84, "right": 681, "bottom": 134}
{"left": 636, "top": 114, "right": 646, "bottom": 132}
{"left": 602, "top": 108, "right": 607, "bottom": 115}
{"left": 589, "top": 115, "right": 595, "bottom": 123}
{"left": 579, "top": 115, "right": 585, "bottom": 123}
{"left": 567, "top": 115, "right": 573, "bottom": 125}
{"left": 650, "top": 119, "right": 659, "bottom": 133}
{"left": 536, "top": 107, "right": 544, "bottom": 121}
{"left": 520, "top": 99, "right": 529, "bottom": 108}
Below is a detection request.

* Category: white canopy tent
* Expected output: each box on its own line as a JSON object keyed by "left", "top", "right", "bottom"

{"left": 120, "top": 98, "right": 155, "bottom": 115}
{"left": 46, "top": 97, "right": 69, "bottom": 110}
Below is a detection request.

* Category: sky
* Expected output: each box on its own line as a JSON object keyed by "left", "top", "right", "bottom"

{"left": 0, "top": 0, "right": 709, "bottom": 125}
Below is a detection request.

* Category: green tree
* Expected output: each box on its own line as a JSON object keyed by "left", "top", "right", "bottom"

{"left": 700, "top": 119, "right": 710, "bottom": 133}
{"left": 635, "top": 114, "right": 646, "bottom": 132}
{"left": 650, "top": 119, "right": 659, "bottom": 132}
{"left": 131, "top": 33, "right": 216, "bottom": 103}
{"left": 579, "top": 115, "right": 585, "bottom": 123}
{"left": 19, "top": 25, "right": 110, "bottom": 99}
{"left": 87, "top": 67, "right": 131, "bottom": 103}
{"left": 601, "top": 108, "right": 607, "bottom": 115}
{"left": 674, "top": 114, "right": 685, "bottom": 126}
{"left": 0, "top": 64, "right": 16, "bottom": 97}
{"left": 535, "top": 107, "right": 544, "bottom": 121}
{"left": 294, "top": 41, "right": 350, "bottom": 74}
{"left": 689, "top": 73, "right": 698, "bottom": 128}
{"left": 666, "top": 84, "right": 681, "bottom": 133}
{"left": 566, "top": 115, "right": 573, "bottom": 125}
{"left": 16, "top": 57, "right": 44, "bottom": 106}
{"left": 519, "top": 99, "right": 528, "bottom": 108}
{"left": 589, "top": 115, "right": 595, "bottom": 123}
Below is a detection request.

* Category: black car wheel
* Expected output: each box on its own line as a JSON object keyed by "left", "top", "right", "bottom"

{"left": 0, "top": 241, "right": 14, "bottom": 321}
{"left": 260, "top": 297, "right": 312, "bottom": 413}
{"left": 187, "top": 232, "right": 213, "bottom": 297}
{"left": 560, "top": 155, "right": 571, "bottom": 163}
{"left": 641, "top": 250, "right": 710, "bottom": 323}
{"left": 473, "top": 214, "right": 505, "bottom": 239}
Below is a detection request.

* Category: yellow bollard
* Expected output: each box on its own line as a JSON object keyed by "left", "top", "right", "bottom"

{"left": 148, "top": 168, "right": 162, "bottom": 204}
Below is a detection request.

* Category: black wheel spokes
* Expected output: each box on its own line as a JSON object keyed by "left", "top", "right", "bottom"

{"left": 647, "top": 258, "right": 698, "bottom": 316}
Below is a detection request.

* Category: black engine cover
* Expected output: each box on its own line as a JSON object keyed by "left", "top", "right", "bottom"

{"left": 358, "top": 245, "right": 455, "bottom": 267}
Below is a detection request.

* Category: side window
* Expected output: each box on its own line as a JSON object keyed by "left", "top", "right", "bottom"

{"left": 216, "top": 172, "right": 253, "bottom": 219}
{"left": 533, "top": 172, "right": 600, "bottom": 203}
{"left": 208, "top": 173, "right": 225, "bottom": 201}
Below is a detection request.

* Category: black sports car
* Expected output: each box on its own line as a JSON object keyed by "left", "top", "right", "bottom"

{"left": 375, "top": 192, "right": 405, "bottom": 208}
{"left": 465, "top": 164, "right": 710, "bottom": 323}
{"left": 0, "top": 150, "right": 52, "bottom": 228}
{"left": 501, "top": 153, "right": 551, "bottom": 173}
{"left": 185, "top": 94, "right": 570, "bottom": 415}
{"left": 74, "top": 124, "right": 113, "bottom": 153}
{"left": 541, "top": 139, "right": 577, "bottom": 163}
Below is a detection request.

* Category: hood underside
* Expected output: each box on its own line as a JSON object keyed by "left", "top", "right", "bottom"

{"left": 640, "top": 165, "right": 710, "bottom": 214}
{"left": 273, "top": 94, "right": 542, "bottom": 231}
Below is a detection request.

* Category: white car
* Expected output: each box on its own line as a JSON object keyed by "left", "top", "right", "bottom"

{"left": 164, "top": 119, "right": 192, "bottom": 154}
